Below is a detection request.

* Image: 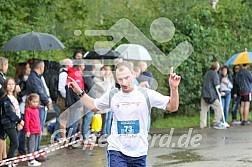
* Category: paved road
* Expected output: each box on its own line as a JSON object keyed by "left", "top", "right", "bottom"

{"left": 18, "top": 125, "right": 252, "bottom": 167}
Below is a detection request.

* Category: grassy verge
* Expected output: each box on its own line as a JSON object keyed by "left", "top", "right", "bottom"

{"left": 151, "top": 114, "right": 200, "bottom": 128}
{"left": 151, "top": 111, "right": 239, "bottom": 128}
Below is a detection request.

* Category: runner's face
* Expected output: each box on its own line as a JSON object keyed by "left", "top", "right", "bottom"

{"left": 116, "top": 67, "right": 134, "bottom": 93}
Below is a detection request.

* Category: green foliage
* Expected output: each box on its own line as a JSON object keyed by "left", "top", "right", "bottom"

{"left": 0, "top": 0, "right": 252, "bottom": 121}
{"left": 152, "top": 113, "right": 200, "bottom": 128}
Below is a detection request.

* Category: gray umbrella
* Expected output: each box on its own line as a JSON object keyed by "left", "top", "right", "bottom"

{"left": 2, "top": 32, "right": 65, "bottom": 52}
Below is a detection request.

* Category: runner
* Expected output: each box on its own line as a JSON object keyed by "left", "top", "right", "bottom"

{"left": 68, "top": 62, "right": 181, "bottom": 167}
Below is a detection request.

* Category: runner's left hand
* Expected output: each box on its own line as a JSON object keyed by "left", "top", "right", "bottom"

{"left": 169, "top": 67, "right": 181, "bottom": 89}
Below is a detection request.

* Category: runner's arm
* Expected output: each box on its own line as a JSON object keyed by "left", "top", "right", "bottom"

{"left": 166, "top": 87, "right": 179, "bottom": 112}
{"left": 166, "top": 67, "right": 180, "bottom": 112}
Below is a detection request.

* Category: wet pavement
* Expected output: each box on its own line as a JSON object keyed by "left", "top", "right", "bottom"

{"left": 18, "top": 125, "right": 252, "bottom": 167}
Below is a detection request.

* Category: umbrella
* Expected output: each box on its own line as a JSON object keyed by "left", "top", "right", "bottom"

{"left": 115, "top": 44, "right": 152, "bottom": 61}
{"left": 83, "top": 48, "right": 120, "bottom": 59}
{"left": 2, "top": 32, "right": 65, "bottom": 52}
{"left": 225, "top": 51, "right": 252, "bottom": 65}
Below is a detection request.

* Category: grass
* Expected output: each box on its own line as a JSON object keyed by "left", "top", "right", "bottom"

{"left": 151, "top": 112, "right": 238, "bottom": 128}
{"left": 152, "top": 114, "right": 200, "bottom": 128}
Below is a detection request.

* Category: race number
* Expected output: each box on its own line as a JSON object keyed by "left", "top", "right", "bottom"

{"left": 117, "top": 120, "right": 140, "bottom": 134}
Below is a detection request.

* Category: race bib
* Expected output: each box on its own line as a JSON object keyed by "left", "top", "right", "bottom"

{"left": 117, "top": 120, "right": 140, "bottom": 134}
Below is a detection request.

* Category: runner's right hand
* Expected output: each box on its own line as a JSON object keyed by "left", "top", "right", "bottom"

{"left": 67, "top": 76, "right": 82, "bottom": 94}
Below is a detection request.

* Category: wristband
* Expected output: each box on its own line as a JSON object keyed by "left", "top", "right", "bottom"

{"left": 77, "top": 90, "right": 86, "bottom": 97}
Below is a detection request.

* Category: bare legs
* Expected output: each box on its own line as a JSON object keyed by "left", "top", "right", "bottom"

{"left": 0, "top": 139, "right": 6, "bottom": 160}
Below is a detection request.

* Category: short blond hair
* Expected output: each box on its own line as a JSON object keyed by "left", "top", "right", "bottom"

{"left": 0, "top": 57, "right": 8, "bottom": 72}
{"left": 116, "top": 62, "right": 133, "bottom": 73}
{"left": 60, "top": 59, "right": 72, "bottom": 67}
{"left": 211, "top": 61, "right": 219, "bottom": 70}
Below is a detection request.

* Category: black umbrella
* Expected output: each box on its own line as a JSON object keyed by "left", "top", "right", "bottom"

{"left": 83, "top": 49, "right": 120, "bottom": 59}
{"left": 2, "top": 32, "right": 65, "bottom": 52}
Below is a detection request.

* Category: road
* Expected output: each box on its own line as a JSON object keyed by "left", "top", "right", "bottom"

{"left": 18, "top": 125, "right": 252, "bottom": 167}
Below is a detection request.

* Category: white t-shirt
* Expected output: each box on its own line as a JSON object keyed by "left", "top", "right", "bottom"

{"left": 8, "top": 95, "right": 21, "bottom": 118}
{"left": 58, "top": 68, "right": 68, "bottom": 98}
{"left": 94, "top": 86, "right": 170, "bottom": 157}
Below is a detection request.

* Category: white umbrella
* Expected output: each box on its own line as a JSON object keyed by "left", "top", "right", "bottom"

{"left": 115, "top": 44, "right": 152, "bottom": 61}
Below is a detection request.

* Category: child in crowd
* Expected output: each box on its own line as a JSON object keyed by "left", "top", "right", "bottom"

{"left": 24, "top": 93, "right": 42, "bottom": 166}
{"left": 0, "top": 78, "right": 24, "bottom": 165}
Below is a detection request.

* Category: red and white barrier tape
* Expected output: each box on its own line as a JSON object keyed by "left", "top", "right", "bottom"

{"left": 0, "top": 132, "right": 83, "bottom": 166}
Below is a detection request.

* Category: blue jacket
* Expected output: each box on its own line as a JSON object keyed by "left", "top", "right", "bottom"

{"left": 0, "top": 96, "right": 22, "bottom": 130}
{"left": 0, "top": 72, "right": 6, "bottom": 98}
{"left": 26, "top": 71, "right": 49, "bottom": 106}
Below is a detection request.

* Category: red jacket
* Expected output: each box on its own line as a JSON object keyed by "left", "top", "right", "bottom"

{"left": 67, "top": 67, "right": 84, "bottom": 90}
{"left": 24, "top": 106, "right": 41, "bottom": 135}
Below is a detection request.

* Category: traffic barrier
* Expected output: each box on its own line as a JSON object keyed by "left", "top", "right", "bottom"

{"left": 0, "top": 132, "right": 82, "bottom": 166}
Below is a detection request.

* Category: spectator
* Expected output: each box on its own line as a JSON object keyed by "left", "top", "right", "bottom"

{"left": 219, "top": 66, "right": 233, "bottom": 124}
{"left": 15, "top": 62, "right": 31, "bottom": 155}
{"left": 0, "top": 78, "right": 24, "bottom": 163}
{"left": 138, "top": 61, "right": 153, "bottom": 88}
{"left": 57, "top": 59, "right": 73, "bottom": 140}
{"left": 65, "top": 60, "right": 84, "bottom": 141}
{"left": 71, "top": 50, "right": 83, "bottom": 60}
{"left": 82, "top": 64, "right": 96, "bottom": 146}
{"left": 0, "top": 57, "right": 8, "bottom": 161}
{"left": 0, "top": 57, "right": 8, "bottom": 97}
{"left": 133, "top": 66, "right": 140, "bottom": 86}
{"left": 101, "top": 65, "right": 115, "bottom": 135}
{"left": 113, "top": 58, "right": 123, "bottom": 69}
{"left": 200, "top": 62, "right": 226, "bottom": 129}
{"left": 236, "top": 64, "right": 252, "bottom": 125}
{"left": 71, "top": 50, "right": 83, "bottom": 69}
{"left": 24, "top": 93, "right": 42, "bottom": 167}
{"left": 134, "top": 66, "right": 149, "bottom": 88}
{"left": 68, "top": 62, "right": 180, "bottom": 166}
{"left": 26, "top": 60, "right": 52, "bottom": 161}
{"left": 231, "top": 65, "right": 241, "bottom": 125}
{"left": 93, "top": 65, "right": 115, "bottom": 136}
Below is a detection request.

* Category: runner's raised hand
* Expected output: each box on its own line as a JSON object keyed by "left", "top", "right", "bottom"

{"left": 169, "top": 67, "right": 181, "bottom": 89}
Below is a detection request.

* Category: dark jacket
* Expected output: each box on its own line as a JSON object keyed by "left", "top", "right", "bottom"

{"left": 26, "top": 71, "right": 49, "bottom": 106}
{"left": 231, "top": 69, "right": 240, "bottom": 97}
{"left": 0, "top": 96, "right": 22, "bottom": 130}
{"left": 83, "top": 65, "right": 96, "bottom": 98}
{"left": 15, "top": 77, "right": 27, "bottom": 103}
{"left": 202, "top": 69, "right": 220, "bottom": 100}
{"left": 236, "top": 68, "right": 252, "bottom": 95}
{"left": 0, "top": 72, "right": 6, "bottom": 98}
{"left": 137, "top": 71, "right": 153, "bottom": 88}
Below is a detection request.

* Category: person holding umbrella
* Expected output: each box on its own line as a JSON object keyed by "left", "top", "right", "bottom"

{"left": 26, "top": 60, "right": 52, "bottom": 161}
{"left": 236, "top": 64, "right": 252, "bottom": 125}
